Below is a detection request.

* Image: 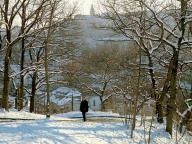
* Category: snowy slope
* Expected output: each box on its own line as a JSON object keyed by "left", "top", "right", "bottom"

{"left": 0, "top": 109, "right": 191, "bottom": 144}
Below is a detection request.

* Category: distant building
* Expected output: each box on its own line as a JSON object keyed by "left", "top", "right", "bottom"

{"left": 75, "top": 14, "right": 131, "bottom": 49}
{"left": 90, "top": 4, "right": 95, "bottom": 16}
{"left": 88, "top": 96, "right": 101, "bottom": 111}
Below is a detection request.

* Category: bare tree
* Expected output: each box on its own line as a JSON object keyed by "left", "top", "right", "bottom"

{"left": 76, "top": 44, "right": 124, "bottom": 111}
{"left": 18, "top": 0, "right": 48, "bottom": 110}
{"left": 98, "top": 0, "right": 192, "bottom": 136}
{"left": 0, "top": 0, "right": 81, "bottom": 112}
{"left": 1, "top": 0, "right": 25, "bottom": 111}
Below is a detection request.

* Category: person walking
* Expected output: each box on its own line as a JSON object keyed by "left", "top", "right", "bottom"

{"left": 80, "top": 97, "right": 89, "bottom": 122}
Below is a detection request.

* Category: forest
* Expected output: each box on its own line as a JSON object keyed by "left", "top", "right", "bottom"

{"left": 0, "top": 0, "right": 192, "bottom": 138}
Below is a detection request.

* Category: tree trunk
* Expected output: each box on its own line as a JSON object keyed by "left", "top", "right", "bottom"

{"left": 44, "top": 0, "right": 56, "bottom": 118}
{"left": 157, "top": 52, "right": 177, "bottom": 123}
{"left": 2, "top": 1, "right": 11, "bottom": 110}
{"left": 19, "top": 2, "right": 26, "bottom": 110}
{"left": 156, "top": 103, "right": 164, "bottom": 123}
{"left": 147, "top": 53, "right": 162, "bottom": 123}
{"left": 101, "top": 101, "right": 105, "bottom": 111}
{"left": 14, "top": 88, "right": 19, "bottom": 109}
{"left": 30, "top": 71, "right": 37, "bottom": 113}
{"left": 166, "top": 52, "right": 179, "bottom": 137}
{"left": 19, "top": 37, "right": 25, "bottom": 110}
{"left": 166, "top": 0, "right": 187, "bottom": 137}
{"left": 131, "top": 41, "right": 141, "bottom": 138}
{"left": 2, "top": 57, "right": 10, "bottom": 110}
{"left": 2, "top": 26, "right": 12, "bottom": 111}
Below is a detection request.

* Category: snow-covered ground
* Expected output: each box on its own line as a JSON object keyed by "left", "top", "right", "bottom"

{"left": 0, "top": 109, "right": 191, "bottom": 144}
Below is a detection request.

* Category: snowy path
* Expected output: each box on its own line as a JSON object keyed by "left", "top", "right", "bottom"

{"left": 0, "top": 120, "right": 130, "bottom": 144}
{"left": 0, "top": 110, "right": 191, "bottom": 144}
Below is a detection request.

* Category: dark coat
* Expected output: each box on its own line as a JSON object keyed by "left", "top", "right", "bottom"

{"left": 80, "top": 100, "right": 89, "bottom": 112}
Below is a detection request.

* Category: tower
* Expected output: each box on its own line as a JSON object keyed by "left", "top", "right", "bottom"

{"left": 90, "top": 4, "right": 95, "bottom": 15}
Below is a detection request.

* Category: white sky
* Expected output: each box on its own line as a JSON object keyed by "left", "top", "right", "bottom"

{"left": 77, "top": 0, "right": 180, "bottom": 15}
{"left": 79, "top": 0, "right": 98, "bottom": 15}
